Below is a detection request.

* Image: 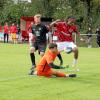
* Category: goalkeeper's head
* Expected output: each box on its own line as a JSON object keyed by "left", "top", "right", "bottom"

{"left": 48, "top": 43, "right": 58, "bottom": 53}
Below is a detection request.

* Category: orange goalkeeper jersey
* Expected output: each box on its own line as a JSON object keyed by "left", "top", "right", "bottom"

{"left": 36, "top": 50, "right": 59, "bottom": 72}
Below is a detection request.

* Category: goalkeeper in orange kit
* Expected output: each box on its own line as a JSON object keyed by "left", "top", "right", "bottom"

{"left": 35, "top": 43, "right": 76, "bottom": 78}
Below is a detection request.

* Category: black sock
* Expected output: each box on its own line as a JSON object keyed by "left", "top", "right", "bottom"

{"left": 69, "top": 74, "right": 76, "bottom": 77}
{"left": 30, "top": 53, "right": 35, "bottom": 67}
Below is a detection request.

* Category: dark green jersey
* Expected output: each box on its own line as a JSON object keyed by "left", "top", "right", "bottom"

{"left": 32, "top": 24, "right": 48, "bottom": 43}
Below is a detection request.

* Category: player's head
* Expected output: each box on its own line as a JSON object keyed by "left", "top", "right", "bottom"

{"left": 66, "top": 16, "right": 76, "bottom": 25}
{"left": 34, "top": 14, "right": 41, "bottom": 25}
{"left": 96, "top": 28, "right": 99, "bottom": 31}
{"left": 12, "top": 23, "right": 15, "bottom": 26}
{"left": 88, "top": 27, "right": 91, "bottom": 30}
{"left": 48, "top": 43, "right": 58, "bottom": 53}
{"left": 5, "top": 22, "right": 8, "bottom": 25}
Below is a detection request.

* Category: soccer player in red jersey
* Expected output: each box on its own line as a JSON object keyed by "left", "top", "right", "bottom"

{"left": 36, "top": 43, "right": 76, "bottom": 78}
{"left": 3, "top": 22, "right": 9, "bottom": 43}
{"left": 50, "top": 17, "right": 84, "bottom": 71}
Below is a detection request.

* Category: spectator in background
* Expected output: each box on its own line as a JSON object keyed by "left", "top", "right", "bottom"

{"left": 96, "top": 27, "right": 100, "bottom": 47}
{"left": 3, "top": 22, "right": 9, "bottom": 43}
{"left": 10, "top": 23, "right": 17, "bottom": 44}
{"left": 86, "top": 27, "right": 93, "bottom": 48}
{"left": 16, "top": 24, "right": 21, "bottom": 43}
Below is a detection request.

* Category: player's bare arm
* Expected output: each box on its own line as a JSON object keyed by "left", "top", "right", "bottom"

{"left": 50, "top": 19, "right": 61, "bottom": 28}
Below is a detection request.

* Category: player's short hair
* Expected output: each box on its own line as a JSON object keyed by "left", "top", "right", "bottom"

{"left": 66, "top": 16, "right": 76, "bottom": 22}
{"left": 49, "top": 43, "right": 57, "bottom": 49}
{"left": 34, "top": 14, "right": 42, "bottom": 18}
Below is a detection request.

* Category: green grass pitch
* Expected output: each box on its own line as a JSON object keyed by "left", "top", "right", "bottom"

{"left": 0, "top": 43, "right": 100, "bottom": 100}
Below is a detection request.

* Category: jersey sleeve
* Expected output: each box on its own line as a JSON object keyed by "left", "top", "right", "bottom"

{"left": 55, "top": 22, "right": 66, "bottom": 33}
{"left": 73, "top": 25, "right": 80, "bottom": 35}
{"left": 55, "top": 22, "right": 63, "bottom": 27}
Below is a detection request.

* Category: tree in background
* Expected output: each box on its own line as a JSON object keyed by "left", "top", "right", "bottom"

{"left": 0, "top": 0, "right": 99, "bottom": 29}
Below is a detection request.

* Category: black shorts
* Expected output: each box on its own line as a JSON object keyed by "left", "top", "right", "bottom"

{"left": 97, "top": 36, "right": 100, "bottom": 41}
{"left": 33, "top": 42, "right": 47, "bottom": 53}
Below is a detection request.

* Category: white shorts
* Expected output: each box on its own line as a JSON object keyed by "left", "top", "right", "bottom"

{"left": 56, "top": 42, "right": 77, "bottom": 53}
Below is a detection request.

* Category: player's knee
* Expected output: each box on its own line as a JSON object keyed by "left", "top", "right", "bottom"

{"left": 73, "top": 47, "right": 78, "bottom": 53}
{"left": 40, "top": 52, "right": 44, "bottom": 57}
{"left": 52, "top": 70, "right": 57, "bottom": 75}
{"left": 30, "top": 47, "right": 35, "bottom": 53}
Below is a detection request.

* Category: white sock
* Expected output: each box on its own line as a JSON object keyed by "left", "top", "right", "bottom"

{"left": 72, "top": 59, "right": 77, "bottom": 67}
{"left": 66, "top": 74, "right": 69, "bottom": 77}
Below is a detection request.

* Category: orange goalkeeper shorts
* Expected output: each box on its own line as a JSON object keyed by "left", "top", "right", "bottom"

{"left": 37, "top": 69, "right": 53, "bottom": 77}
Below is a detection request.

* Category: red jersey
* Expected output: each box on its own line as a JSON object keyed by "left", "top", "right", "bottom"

{"left": 4, "top": 25, "right": 9, "bottom": 33}
{"left": 54, "top": 22, "right": 80, "bottom": 42}
{"left": 10, "top": 25, "right": 17, "bottom": 33}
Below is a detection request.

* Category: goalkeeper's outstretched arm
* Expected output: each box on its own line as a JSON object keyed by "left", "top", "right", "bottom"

{"left": 57, "top": 53, "right": 63, "bottom": 66}
{"left": 48, "top": 63, "right": 65, "bottom": 69}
